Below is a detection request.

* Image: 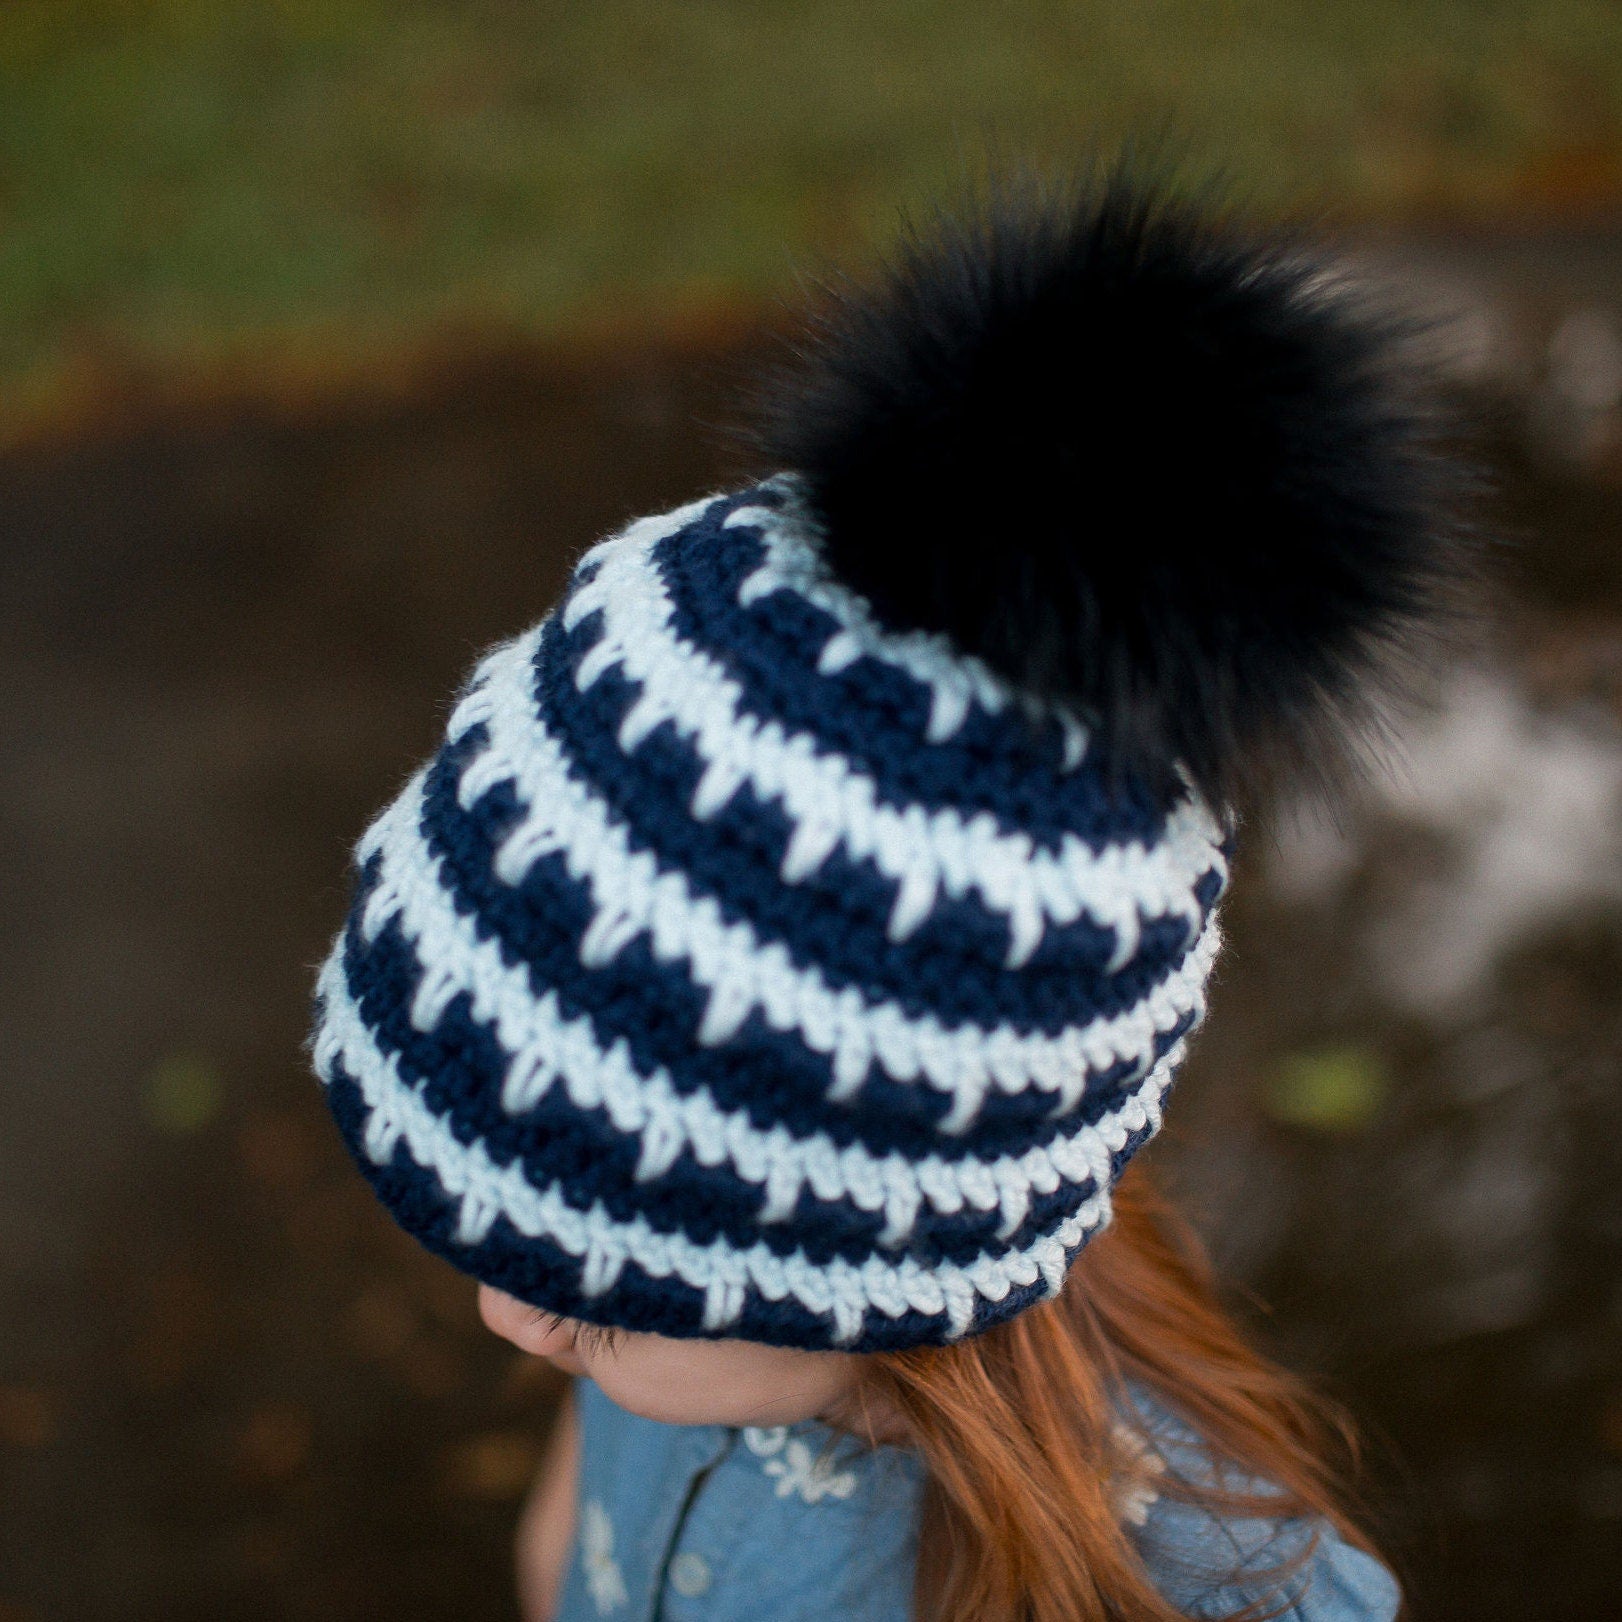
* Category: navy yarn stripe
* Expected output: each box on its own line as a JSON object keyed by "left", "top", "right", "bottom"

{"left": 524, "top": 623, "right": 1219, "bottom": 1028}
{"left": 346, "top": 835, "right": 1188, "bottom": 1171}
{"left": 340, "top": 909, "right": 1113, "bottom": 1269}
{"left": 414, "top": 749, "right": 1200, "bottom": 1158}
{"left": 310, "top": 478, "right": 1210, "bottom": 1354}
{"left": 657, "top": 489, "right": 1176, "bottom": 847}
{"left": 564, "top": 519, "right": 1213, "bottom": 947}
{"left": 323, "top": 1050, "right": 1124, "bottom": 1353}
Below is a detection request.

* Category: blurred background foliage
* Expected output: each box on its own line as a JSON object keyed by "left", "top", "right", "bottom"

{"left": 4, "top": 0, "right": 1622, "bottom": 415}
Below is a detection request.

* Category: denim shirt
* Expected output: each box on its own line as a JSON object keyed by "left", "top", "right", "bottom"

{"left": 555, "top": 1378, "right": 1400, "bottom": 1622}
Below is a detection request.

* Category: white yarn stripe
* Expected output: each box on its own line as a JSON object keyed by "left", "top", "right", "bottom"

{"left": 734, "top": 476, "right": 1088, "bottom": 762}
{"left": 418, "top": 646, "right": 1221, "bottom": 1130}
{"left": 738, "top": 477, "right": 1022, "bottom": 746}
{"left": 541, "top": 493, "right": 1227, "bottom": 971}
{"left": 355, "top": 769, "right": 1184, "bottom": 1243}
{"left": 312, "top": 950, "right": 1114, "bottom": 1344}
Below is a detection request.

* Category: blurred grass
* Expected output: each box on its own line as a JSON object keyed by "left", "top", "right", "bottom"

{"left": 1265, "top": 1044, "right": 1391, "bottom": 1134}
{"left": 144, "top": 1048, "right": 226, "bottom": 1135}
{"left": 3, "top": 1, "right": 1622, "bottom": 410}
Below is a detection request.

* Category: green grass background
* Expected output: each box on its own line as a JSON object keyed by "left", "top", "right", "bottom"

{"left": 4, "top": 1, "right": 1622, "bottom": 403}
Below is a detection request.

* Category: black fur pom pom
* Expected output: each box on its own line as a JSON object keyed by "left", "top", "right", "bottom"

{"left": 749, "top": 164, "right": 1479, "bottom": 808}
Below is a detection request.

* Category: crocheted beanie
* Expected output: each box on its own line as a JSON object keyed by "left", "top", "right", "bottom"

{"left": 311, "top": 170, "right": 1469, "bottom": 1352}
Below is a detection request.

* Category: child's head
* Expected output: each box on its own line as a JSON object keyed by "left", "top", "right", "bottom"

{"left": 312, "top": 156, "right": 1471, "bottom": 1620}
{"left": 482, "top": 1165, "right": 1377, "bottom": 1622}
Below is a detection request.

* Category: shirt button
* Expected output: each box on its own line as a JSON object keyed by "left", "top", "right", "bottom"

{"left": 669, "top": 1551, "right": 713, "bottom": 1598}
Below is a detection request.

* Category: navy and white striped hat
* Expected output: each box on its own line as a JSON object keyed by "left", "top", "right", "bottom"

{"left": 311, "top": 172, "right": 1469, "bottom": 1351}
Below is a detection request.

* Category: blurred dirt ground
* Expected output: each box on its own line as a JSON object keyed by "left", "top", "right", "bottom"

{"left": 3, "top": 237, "right": 1622, "bottom": 1620}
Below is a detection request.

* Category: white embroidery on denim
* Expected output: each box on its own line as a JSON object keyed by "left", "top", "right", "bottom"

{"left": 743, "top": 1427, "right": 859, "bottom": 1504}
{"left": 1110, "top": 1418, "right": 1167, "bottom": 1528}
{"left": 579, "top": 1498, "right": 628, "bottom": 1615}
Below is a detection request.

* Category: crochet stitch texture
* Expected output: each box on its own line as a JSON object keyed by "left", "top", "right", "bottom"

{"left": 311, "top": 475, "right": 1229, "bottom": 1351}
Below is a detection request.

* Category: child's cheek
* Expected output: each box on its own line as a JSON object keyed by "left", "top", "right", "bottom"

{"left": 590, "top": 1350, "right": 853, "bottom": 1428}
{"left": 541, "top": 1345, "right": 588, "bottom": 1376}
{"left": 587, "top": 1356, "right": 765, "bottom": 1426}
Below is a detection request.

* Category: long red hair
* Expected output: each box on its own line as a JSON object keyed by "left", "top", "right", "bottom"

{"left": 858, "top": 1166, "right": 1387, "bottom": 1622}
